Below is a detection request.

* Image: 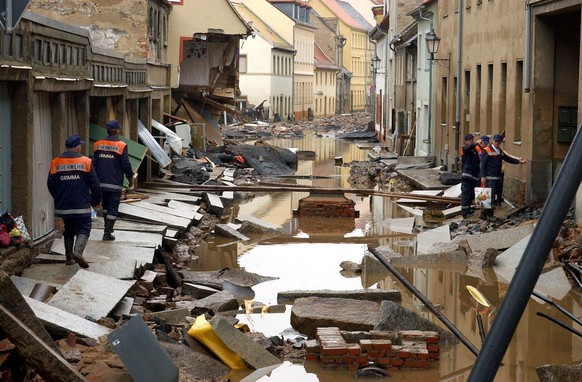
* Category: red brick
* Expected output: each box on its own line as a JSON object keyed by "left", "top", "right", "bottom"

{"left": 304, "top": 339, "right": 320, "bottom": 353}
{"left": 378, "top": 350, "right": 386, "bottom": 357}
{"left": 368, "top": 350, "right": 379, "bottom": 359}
{"left": 412, "top": 359, "right": 430, "bottom": 369}
{"left": 356, "top": 356, "right": 368, "bottom": 364}
{"left": 347, "top": 363, "right": 359, "bottom": 371}
{"left": 392, "top": 358, "right": 404, "bottom": 367}
{"left": 321, "top": 346, "right": 347, "bottom": 356}
{"left": 417, "top": 349, "right": 430, "bottom": 360}
{"left": 371, "top": 339, "right": 392, "bottom": 351}
{"left": 397, "top": 350, "right": 411, "bottom": 358}
{"left": 429, "top": 352, "right": 440, "bottom": 360}
{"left": 426, "top": 335, "right": 440, "bottom": 344}
{"left": 347, "top": 344, "right": 361, "bottom": 356}
{"left": 321, "top": 356, "right": 336, "bottom": 364}
{"left": 342, "top": 356, "right": 354, "bottom": 364}
{"left": 378, "top": 357, "right": 391, "bottom": 365}
{"left": 335, "top": 357, "right": 343, "bottom": 364}
{"left": 427, "top": 344, "right": 439, "bottom": 353}
{"left": 305, "top": 353, "right": 319, "bottom": 361}
{"left": 404, "top": 358, "right": 414, "bottom": 367}
{"left": 359, "top": 339, "right": 373, "bottom": 351}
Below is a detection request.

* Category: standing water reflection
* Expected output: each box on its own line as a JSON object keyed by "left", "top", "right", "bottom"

{"left": 192, "top": 134, "right": 581, "bottom": 381}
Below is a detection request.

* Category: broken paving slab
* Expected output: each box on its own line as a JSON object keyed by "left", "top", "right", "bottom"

{"left": 290, "top": 297, "right": 381, "bottom": 338}
{"left": 215, "top": 224, "right": 250, "bottom": 242}
{"left": 132, "top": 200, "right": 198, "bottom": 220}
{"left": 190, "top": 290, "right": 240, "bottom": 313}
{"left": 181, "top": 269, "right": 278, "bottom": 289}
{"left": 397, "top": 168, "right": 449, "bottom": 190}
{"left": 152, "top": 308, "right": 191, "bottom": 325}
{"left": 51, "top": 238, "right": 155, "bottom": 266}
{"left": 277, "top": 289, "right": 401, "bottom": 305}
{"left": 182, "top": 282, "right": 221, "bottom": 299}
{"left": 416, "top": 225, "right": 451, "bottom": 255}
{"left": 10, "top": 275, "right": 62, "bottom": 297}
{"left": 381, "top": 216, "right": 416, "bottom": 233}
{"left": 442, "top": 183, "right": 462, "bottom": 198}
{"left": 24, "top": 296, "right": 111, "bottom": 340}
{"left": 118, "top": 202, "right": 191, "bottom": 229}
{"left": 203, "top": 192, "right": 224, "bottom": 216}
{"left": 22, "top": 263, "right": 79, "bottom": 286}
{"left": 89, "top": 229, "right": 162, "bottom": 247}
{"left": 110, "top": 297, "right": 134, "bottom": 319}
{"left": 396, "top": 204, "right": 424, "bottom": 217}
{"left": 458, "top": 223, "right": 535, "bottom": 253}
{"left": 210, "top": 316, "right": 281, "bottom": 369}
{"left": 168, "top": 200, "right": 200, "bottom": 214}
{"left": 236, "top": 215, "right": 283, "bottom": 233}
{"left": 47, "top": 269, "right": 135, "bottom": 321}
{"left": 92, "top": 218, "right": 168, "bottom": 234}
{"left": 494, "top": 234, "right": 571, "bottom": 300}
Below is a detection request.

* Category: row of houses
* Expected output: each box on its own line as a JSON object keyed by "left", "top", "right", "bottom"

{"left": 369, "top": 0, "right": 582, "bottom": 218}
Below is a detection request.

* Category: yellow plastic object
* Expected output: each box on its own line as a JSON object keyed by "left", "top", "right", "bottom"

{"left": 187, "top": 315, "right": 247, "bottom": 370}
{"left": 466, "top": 285, "right": 491, "bottom": 308}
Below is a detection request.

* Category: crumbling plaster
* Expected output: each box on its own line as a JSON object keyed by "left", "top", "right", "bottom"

{"left": 29, "top": 0, "right": 148, "bottom": 57}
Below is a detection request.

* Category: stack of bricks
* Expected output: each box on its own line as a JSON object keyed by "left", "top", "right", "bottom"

{"left": 304, "top": 327, "right": 439, "bottom": 371}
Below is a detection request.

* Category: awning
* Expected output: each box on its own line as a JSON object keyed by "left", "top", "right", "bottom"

{"left": 137, "top": 120, "right": 172, "bottom": 168}
{"left": 89, "top": 123, "right": 148, "bottom": 186}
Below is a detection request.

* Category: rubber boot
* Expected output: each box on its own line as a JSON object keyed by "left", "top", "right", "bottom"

{"left": 73, "top": 234, "right": 90, "bottom": 268}
{"left": 487, "top": 208, "right": 496, "bottom": 222}
{"left": 64, "top": 236, "right": 75, "bottom": 266}
{"left": 479, "top": 208, "right": 488, "bottom": 220}
{"left": 103, "top": 218, "right": 116, "bottom": 241}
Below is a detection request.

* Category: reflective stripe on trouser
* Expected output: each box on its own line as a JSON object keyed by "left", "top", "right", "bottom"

{"left": 102, "top": 190, "right": 121, "bottom": 219}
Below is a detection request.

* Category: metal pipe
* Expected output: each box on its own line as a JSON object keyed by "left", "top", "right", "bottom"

{"left": 6, "top": 0, "right": 12, "bottom": 33}
{"left": 524, "top": 1, "right": 532, "bottom": 93}
{"left": 468, "top": 126, "right": 582, "bottom": 382}
{"left": 454, "top": 0, "right": 463, "bottom": 171}
{"left": 532, "top": 290, "right": 582, "bottom": 327}
{"left": 536, "top": 312, "right": 582, "bottom": 337}
{"left": 367, "top": 245, "right": 480, "bottom": 357}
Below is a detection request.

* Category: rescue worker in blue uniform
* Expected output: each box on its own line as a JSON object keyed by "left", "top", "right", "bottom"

{"left": 460, "top": 134, "right": 487, "bottom": 218}
{"left": 480, "top": 134, "right": 527, "bottom": 220}
{"left": 93, "top": 120, "right": 134, "bottom": 240}
{"left": 47, "top": 135, "right": 101, "bottom": 268}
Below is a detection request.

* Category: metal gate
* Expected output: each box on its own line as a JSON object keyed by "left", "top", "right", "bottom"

{"left": 0, "top": 82, "right": 10, "bottom": 213}
{"left": 32, "top": 92, "right": 54, "bottom": 239}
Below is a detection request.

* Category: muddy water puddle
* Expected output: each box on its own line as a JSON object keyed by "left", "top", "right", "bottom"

{"left": 191, "top": 135, "right": 581, "bottom": 381}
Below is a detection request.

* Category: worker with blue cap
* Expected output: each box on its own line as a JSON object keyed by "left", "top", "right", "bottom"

{"left": 460, "top": 134, "right": 487, "bottom": 218}
{"left": 47, "top": 134, "right": 101, "bottom": 268}
{"left": 93, "top": 120, "right": 135, "bottom": 241}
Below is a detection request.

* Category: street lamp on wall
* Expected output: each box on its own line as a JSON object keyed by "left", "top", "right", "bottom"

{"left": 371, "top": 54, "right": 381, "bottom": 127}
{"left": 425, "top": 29, "right": 449, "bottom": 67}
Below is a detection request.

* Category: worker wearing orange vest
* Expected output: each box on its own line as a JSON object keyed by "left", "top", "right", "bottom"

{"left": 47, "top": 135, "right": 101, "bottom": 268}
{"left": 460, "top": 134, "right": 487, "bottom": 218}
{"left": 93, "top": 120, "right": 134, "bottom": 240}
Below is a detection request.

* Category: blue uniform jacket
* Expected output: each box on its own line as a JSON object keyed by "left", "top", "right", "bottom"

{"left": 461, "top": 143, "right": 482, "bottom": 180}
{"left": 93, "top": 136, "right": 134, "bottom": 192}
{"left": 480, "top": 145, "right": 520, "bottom": 179}
{"left": 47, "top": 152, "right": 101, "bottom": 218}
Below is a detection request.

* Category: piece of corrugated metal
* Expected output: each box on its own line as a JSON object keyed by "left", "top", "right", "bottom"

{"left": 137, "top": 120, "right": 171, "bottom": 168}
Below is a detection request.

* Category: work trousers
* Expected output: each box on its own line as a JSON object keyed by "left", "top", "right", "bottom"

{"left": 102, "top": 190, "right": 122, "bottom": 220}
{"left": 461, "top": 177, "right": 479, "bottom": 212}
{"left": 63, "top": 217, "right": 92, "bottom": 238}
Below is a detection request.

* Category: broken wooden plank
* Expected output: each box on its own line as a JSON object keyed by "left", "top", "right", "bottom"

{"left": 0, "top": 303, "right": 88, "bottom": 382}
{"left": 50, "top": 239, "right": 155, "bottom": 267}
{"left": 47, "top": 270, "right": 136, "bottom": 321}
{"left": 118, "top": 203, "right": 191, "bottom": 229}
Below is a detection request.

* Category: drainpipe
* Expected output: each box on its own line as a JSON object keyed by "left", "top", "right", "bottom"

{"left": 524, "top": 0, "right": 532, "bottom": 93}
{"left": 6, "top": 0, "right": 13, "bottom": 33}
{"left": 418, "top": 8, "right": 432, "bottom": 156}
{"left": 454, "top": 0, "right": 463, "bottom": 171}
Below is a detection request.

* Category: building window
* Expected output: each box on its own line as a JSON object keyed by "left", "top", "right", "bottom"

{"left": 514, "top": 60, "right": 523, "bottom": 141}
{"left": 239, "top": 55, "right": 247, "bottom": 73}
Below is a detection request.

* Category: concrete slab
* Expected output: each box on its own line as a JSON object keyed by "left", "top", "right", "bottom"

{"left": 215, "top": 224, "right": 250, "bottom": 242}
{"left": 204, "top": 193, "right": 224, "bottom": 216}
{"left": 51, "top": 239, "right": 155, "bottom": 266}
{"left": 22, "top": 264, "right": 79, "bottom": 286}
{"left": 443, "top": 205, "right": 462, "bottom": 219}
{"left": 132, "top": 201, "right": 197, "bottom": 220}
{"left": 416, "top": 225, "right": 451, "bottom": 255}
{"left": 460, "top": 224, "right": 535, "bottom": 253}
{"left": 88, "top": 230, "right": 162, "bottom": 247}
{"left": 494, "top": 234, "right": 571, "bottom": 300}
{"left": 394, "top": 156, "right": 436, "bottom": 170}
{"left": 110, "top": 297, "right": 134, "bottom": 318}
{"left": 396, "top": 204, "right": 424, "bottom": 217}
{"left": 85, "top": 260, "right": 138, "bottom": 280}
{"left": 442, "top": 183, "right": 462, "bottom": 198}
{"left": 152, "top": 308, "right": 190, "bottom": 325}
{"left": 92, "top": 218, "right": 168, "bottom": 234}
{"left": 10, "top": 275, "right": 62, "bottom": 297}
{"left": 397, "top": 168, "right": 448, "bottom": 190}
{"left": 236, "top": 215, "right": 283, "bottom": 232}
{"left": 25, "top": 296, "right": 111, "bottom": 339}
{"left": 118, "top": 202, "right": 191, "bottom": 229}
{"left": 397, "top": 190, "right": 443, "bottom": 204}
{"left": 47, "top": 269, "right": 135, "bottom": 320}
{"left": 210, "top": 316, "right": 281, "bottom": 369}
{"left": 381, "top": 217, "right": 416, "bottom": 234}
{"left": 137, "top": 188, "right": 201, "bottom": 202}
{"left": 167, "top": 200, "right": 200, "bottom": 214}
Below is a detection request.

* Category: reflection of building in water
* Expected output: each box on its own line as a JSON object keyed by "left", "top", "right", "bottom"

{"left": 296, "top": 216, "right": 356, "bottom": 236}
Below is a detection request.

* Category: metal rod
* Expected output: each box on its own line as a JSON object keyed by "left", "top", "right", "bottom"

{"left": 562, "top": 263, "right": 582, "bottom": 290}
{"left": 476, "top": 312, "right": 486, "bottom": 344}
{"left": 536, "top": 312, "right": 582, "bottom": 337}
{"left": 367, "top": 245, "right": 480, "bottom": 357}
{"left": 531, "top": 290, "right": 582, "bottom": 327}
{"left": 468, "top": 127, "right": 582, "bottom": 382}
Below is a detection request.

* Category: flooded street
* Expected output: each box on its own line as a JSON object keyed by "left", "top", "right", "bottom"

{"left": 192, "top": 133, "right": 581, "bottom": 381}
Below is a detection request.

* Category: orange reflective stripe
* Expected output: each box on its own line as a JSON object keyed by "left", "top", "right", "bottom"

{"left": 94, "top": 140, "right": 126, "bottom": 154}
{"left": 50, "top": 156, "right": 91, "bottom": 174}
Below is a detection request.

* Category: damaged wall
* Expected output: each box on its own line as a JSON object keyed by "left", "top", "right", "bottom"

{"left": 29, "top": 0, "right": 163, "bottom": 60}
